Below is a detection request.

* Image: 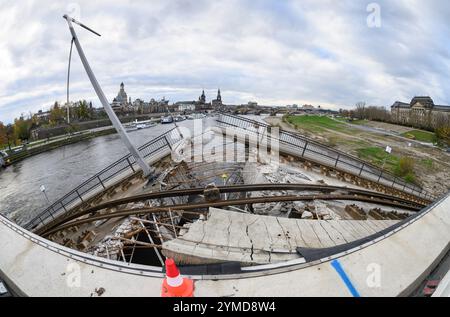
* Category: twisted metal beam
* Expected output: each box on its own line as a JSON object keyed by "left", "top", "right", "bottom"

{"left": 36, "top": 183, "right": 425, "bottom": 236}
{"left": 42, "top": 192, "right": 421, "bottom": 237}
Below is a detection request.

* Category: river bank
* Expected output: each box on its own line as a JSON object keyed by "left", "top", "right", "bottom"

{"left": 0, "top": 118, "right": 216, "bottom": 225}
{"left": 3, "top": 127, "right": 116, "bottom": 166}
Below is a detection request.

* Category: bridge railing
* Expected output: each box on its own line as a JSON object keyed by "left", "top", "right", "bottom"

{"left": 23, "top": 128, "right": 183, "bottom": 231}
{"left": 217, "top": 113, "right": 436, "bottom": 201}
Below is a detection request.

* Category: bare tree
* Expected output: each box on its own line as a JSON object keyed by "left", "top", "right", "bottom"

{"left": 355, "top": 102, "right": 366, "bottom": 119}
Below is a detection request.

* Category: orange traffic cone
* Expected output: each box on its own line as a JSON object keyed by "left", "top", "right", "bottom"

{"left": 161, "top": 258, "right": 194, "bottom": 297}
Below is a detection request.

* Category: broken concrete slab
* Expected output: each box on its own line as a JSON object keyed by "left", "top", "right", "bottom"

{"left": 162, "top": 208, "right": 399, "bottom": 265}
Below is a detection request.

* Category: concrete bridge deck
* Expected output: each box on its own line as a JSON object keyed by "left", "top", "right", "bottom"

{"left": 162, "top": 208, "right": 400, "bottom": 265}
{"left": 1, "top": 192, "right": 448, "bottom": 297}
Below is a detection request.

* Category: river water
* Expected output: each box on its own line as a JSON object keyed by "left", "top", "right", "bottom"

{"left": 0, "top": 117, "right": 218, "bottom": 226}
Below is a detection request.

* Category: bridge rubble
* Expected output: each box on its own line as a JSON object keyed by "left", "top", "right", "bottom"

{"left": 18, "top": 114, "right": 435, "bottom": 273}
{"left": 161, "top": 207, "right": 401, "bottom": 265}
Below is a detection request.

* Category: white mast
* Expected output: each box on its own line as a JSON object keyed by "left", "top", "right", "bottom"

{"left": 63, "top": 15, "right": 152, "bottom": 177}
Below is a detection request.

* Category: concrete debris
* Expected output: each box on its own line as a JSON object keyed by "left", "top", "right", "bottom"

{"left": 243, "top": 162, "right": 321, "bottom": 217}
{"left": 315, "top": 201, "right": 342, "bottom": 220}
{"left": 89, "top": 217, "right": 140, "bottom": 260}
{"left": 130, "top": 202, "right": 146, "bottom": 209}
{"left": 178, "top": 223, "right": 192, "bottom": 236}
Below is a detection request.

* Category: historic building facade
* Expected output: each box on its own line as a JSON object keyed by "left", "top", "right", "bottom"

{"left": 198, "top": 90, "right": 206, "bottom": 104}
{"left": 212, "top": 89, "right": 222, "bottom": 108}
{"left": 175, "top": 89, "right": 219, "bottom": 112}
{"left": 391, "top": 96, "right": 450, "bottom": 129}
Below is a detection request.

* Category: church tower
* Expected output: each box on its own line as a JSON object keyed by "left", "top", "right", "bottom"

{"left": 212, "top": 88, "right": 223, "bottom": 107}
{"left": 217, "top": 89, "right": 222, "bottom": 102}
{"left": 199, "top": 90, "right": 206, "bottom": 104}
{"left": 113, "top": 82, "right": 128, "bottom": 107}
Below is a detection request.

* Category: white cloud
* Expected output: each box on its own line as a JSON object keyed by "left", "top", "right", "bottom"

{"left": 1, "top": 0, "right": 450, "bottom": 123}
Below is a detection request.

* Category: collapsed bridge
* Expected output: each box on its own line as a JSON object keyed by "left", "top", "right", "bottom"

{"left": 20, "top": 113, "right": 437, "bottom": 268}
{"left": 1, "top": 113, "right": 448, "bottom": 297}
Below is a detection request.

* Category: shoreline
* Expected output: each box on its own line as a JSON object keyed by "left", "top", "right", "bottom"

{"left": 2, "top": 127, "right": 117, "bottom": 167}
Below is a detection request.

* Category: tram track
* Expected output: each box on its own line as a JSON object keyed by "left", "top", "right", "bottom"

{"left": 41, "top": 185, "right": 424, "bottom": 237}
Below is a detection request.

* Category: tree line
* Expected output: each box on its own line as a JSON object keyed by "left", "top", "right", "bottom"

{"left": 0, "top": 116, "right": 34, "bottom": 151}
{"left": 1, "top": 100, "right": 106, "bottom": 150}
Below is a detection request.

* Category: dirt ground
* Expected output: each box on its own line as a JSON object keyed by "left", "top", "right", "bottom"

{"left": 354, "top": 120, "right": 415, "bottom": 134}
{"left": 265, "top": 116, "right": 450, "bottom": 197}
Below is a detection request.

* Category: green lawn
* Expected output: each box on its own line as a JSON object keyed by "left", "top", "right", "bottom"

{"left": 285, "top": 115, "right": 347, "bottom": 133}
{"left": 356, "top": 146, "right": 417, "bottom": 183}
{"left": 401, "top": 130, "right": 436, "bottom": 143}
{"left": 356, "top": 147, "right": 399, "bottom": 170}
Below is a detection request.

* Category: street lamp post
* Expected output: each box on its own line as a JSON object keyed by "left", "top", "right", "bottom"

{"left": 40, "top": 185, "right": 50, "bottom": 203}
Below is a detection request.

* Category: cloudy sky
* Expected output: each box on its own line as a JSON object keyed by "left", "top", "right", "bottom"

{"left": 1, "top": 0, "right": 450, "bottom": 123}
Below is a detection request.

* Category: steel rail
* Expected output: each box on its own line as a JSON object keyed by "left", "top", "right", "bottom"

{"left": 80, "top": 183, "right": 428, "bottom": 212}
{"left": 42, "top": 193, "right": 421, "bottom": 237}
{"left": 35, "top": 183, "right": 425, "bottom": 235}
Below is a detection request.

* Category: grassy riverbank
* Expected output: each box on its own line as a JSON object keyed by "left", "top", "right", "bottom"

{"left": 401, "top": 130, "right": 436, "bottom": 143}
{"left": 271, "top": 115, "right": 450, "bottom": 195}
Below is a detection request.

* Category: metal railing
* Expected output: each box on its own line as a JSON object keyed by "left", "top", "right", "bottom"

{"left": 217, "top": 113, "right": 436, "bottom": 201}
{"left": 24, "top": 128, "right": 183, "bottom": 231}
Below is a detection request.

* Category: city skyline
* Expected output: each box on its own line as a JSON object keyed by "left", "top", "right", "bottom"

{"left": 2, "top": 0, "right": 450, "bottom": 123}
